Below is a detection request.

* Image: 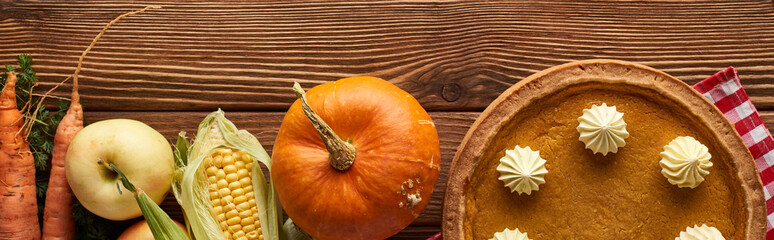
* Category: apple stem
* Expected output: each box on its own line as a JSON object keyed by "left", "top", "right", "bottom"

{"left": 98, "top": 160, "right": 138, "bottom": 196}
{"left": 292, "top": 82, "right": 356, "bottom": 171}
{"left": 97, "top": 159, "right": 111, "bottom": 172}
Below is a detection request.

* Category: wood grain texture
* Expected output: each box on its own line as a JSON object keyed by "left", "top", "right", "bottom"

{"left": 2, "top": 1, "right": 774, "bottom": 111}
{"left": 4, "top": 1, "right": 774, "bottom": 239}
{"left": 82, "top": 110, "right": 774, "bottom": 234}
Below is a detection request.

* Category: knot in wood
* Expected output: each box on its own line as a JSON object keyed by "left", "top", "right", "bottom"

{"left": 441, "top": 83, "right": 462, "bottom": 102}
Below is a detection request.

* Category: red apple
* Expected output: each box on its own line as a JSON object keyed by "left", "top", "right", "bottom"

{"left": 117, "top": 219, "right": 188, "bottom": 240}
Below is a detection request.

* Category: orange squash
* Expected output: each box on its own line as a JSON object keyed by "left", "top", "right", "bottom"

{"left": 271, "top": 76, "right": 440, "bottom": 240}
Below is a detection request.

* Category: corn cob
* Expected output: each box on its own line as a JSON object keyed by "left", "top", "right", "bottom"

{"left": 173, "top": 110, "right": 312, "bottom": 240}
{"left": 173, "top": 110, "right": 278, "bottom": 240}
{"left": 204, "top": 147, "right": 262, "bottom": 240}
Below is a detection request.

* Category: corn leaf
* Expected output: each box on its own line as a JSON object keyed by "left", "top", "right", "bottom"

{"left": 282, "top": 218, "right": 313, "bottom": 240}
{"left": 171, "top": 132, "right": 195, "bottom": 238}
{"left": 108, "top": 162, "right": 190, "bottom": 240}
{"left": 175, "top": 131, "right": 190, "bottom": 167}
{"left": 136, "top": 192, "right": 190, "bottom": 240}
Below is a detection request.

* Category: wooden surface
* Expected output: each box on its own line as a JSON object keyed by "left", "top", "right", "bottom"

{"left": 3, "top": 1, "right": 774, "bottom": 239}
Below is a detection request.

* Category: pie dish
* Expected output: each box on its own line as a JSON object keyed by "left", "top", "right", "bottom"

{"left": 442, "top": 59, "right": 766, "bottom": 239}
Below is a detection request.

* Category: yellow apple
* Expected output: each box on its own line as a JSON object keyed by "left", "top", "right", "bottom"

{"left": 65, "top": 119, "right": 174, "bottom": 221}
{"left": 117, "top": 219, "right": 188, "bottom": 240}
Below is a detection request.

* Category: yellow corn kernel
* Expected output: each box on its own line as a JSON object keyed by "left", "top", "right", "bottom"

{"left": 213, "top": 155, "right": 223, "bottom": 168}
{"left": 240, "top": 217, "right": 254, "bottom": 226}
{"left": 206, "top": 166, "right": 218, "bottom": 176}
{"left": 238, "top": 209, "right": 252, "bottom": 218}
{"left": 223, "top": 204, "right": 235, "bottom": 214}
{"left": 223, "top": 155, "right": 235, "bottom": 166}
{"left": 226, "top": 209, "right": 240, "bottom": 219}
{"left": 237, "top": 169, "right": 249, "bottom": 178}
{"left": 218, "top": 188, "right": 231, "bottom": 197}
{"left": 235, "top": 160, "right": 246, "bottom": 169}
{"left": 242, "top": 225, "right": 255, "bottom": 233}
{"left": 233, "top": 195, "right": 247, "bottom": 204}
{"left": 217, "top": 179, "right": 229, "bottom": 189}
{"left": 212, "top": 206, "right": 223, "bottom": 215}
{"left": 231, "top": 186, "right": 245, "bottom": 196}
{"left": 222, "top": 195, "right": 234, "bottom": 204}
{"left": 229, "top": 181, "right": 242, "bottom": 190}
{"left": 224, "top": 164, "right": 238, "bottom": 174}
{"left": 226, "top": 173, "right": 239, "bottom": 182}
{"left": 216, "top": 169, "right": 226, "bottom": 180}
{"left": 236, "top": 202, "right": 250, "bottom": 211}
{"left": 228, "top": 222, "right": 242, "bottom": 232}
{"left": 239, "top": 177, "right": 251, "bottom": 186}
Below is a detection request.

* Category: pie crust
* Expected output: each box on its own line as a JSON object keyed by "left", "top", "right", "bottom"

{"left": 442, "top": 59, "right": 765, "bottom": 239}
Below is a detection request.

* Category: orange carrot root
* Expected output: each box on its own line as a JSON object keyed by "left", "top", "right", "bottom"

{"left": 0, "top": 72, "right": 41, "bottom": 240}
{"left": 41, "top": 6, "right": 161, "bottom": 239}
{"left": 40, "top": 103, "right": 82, "bottom": 240}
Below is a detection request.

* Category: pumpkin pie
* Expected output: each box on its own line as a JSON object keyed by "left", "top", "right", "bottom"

{"left": 443, "top": 60, "right": 766, "bottom": 239}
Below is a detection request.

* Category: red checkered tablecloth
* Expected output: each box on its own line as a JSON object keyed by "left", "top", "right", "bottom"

{"left": 428, "top": 67, "right": 774, "bottom": 240}
{"left": 693, "top": 67, "right": 774, "bottom": 239}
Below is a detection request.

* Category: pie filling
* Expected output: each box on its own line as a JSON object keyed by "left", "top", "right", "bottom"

{"left": 464, "top": 82, "right": 745, "bottom": 239}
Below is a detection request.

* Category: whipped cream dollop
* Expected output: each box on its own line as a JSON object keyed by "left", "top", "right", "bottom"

{"left": 490, "top": 228, "right": 532, "bottom": 240}
{"left": 497, "top": 146, "right": 548, "bottom": 195}
{"left": 659, "top": 136, "right": 713, "bottom": 188}
{"left": 675, "top": 224, "right": 725, "bottom": 240}
{"left": 576, "top": 103, "right": 629, "bottom": 155}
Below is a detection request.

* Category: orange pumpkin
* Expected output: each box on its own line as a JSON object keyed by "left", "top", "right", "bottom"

{"left": 271, "top": 76, "right": 440, "bottom": 240}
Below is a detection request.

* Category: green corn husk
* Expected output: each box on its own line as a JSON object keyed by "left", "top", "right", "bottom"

{"left": 107, "top": 162, "right": 190, "bottom": 240}
{"left": 282, "top": 218, "right": 313, "bottom": 240}
{"left": 172, "top": 109, "right": 283, "bottom": 240}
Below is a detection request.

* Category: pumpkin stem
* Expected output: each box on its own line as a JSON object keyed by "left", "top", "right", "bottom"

{"left": 292, "top": 82, "right": 356, "bottom": 171}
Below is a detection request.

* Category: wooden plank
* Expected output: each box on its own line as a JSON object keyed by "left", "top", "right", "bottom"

{"left": 83, "top": 110, "right": 774, "bottom": 231}
{"left": 82, "top": 111, "right": 479, "bottom": 228}
{"left": 759, "top": 112, "right": 774, "bottom": 131}
{"left": 389, "top": 226, "right": 440, "bottom": 240}
{"left": 2, "top": 1, "right": 774, "bottom": 111}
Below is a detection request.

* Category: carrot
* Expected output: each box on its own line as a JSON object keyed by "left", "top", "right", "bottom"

{"left": 0, "top": 72, "right": 41, "bottom": 239}
{"left": 40, "top": 6, "right": 160, "bottom": 239}
{"left": 40, "top": 81, "right": 82, "bottom": 240}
